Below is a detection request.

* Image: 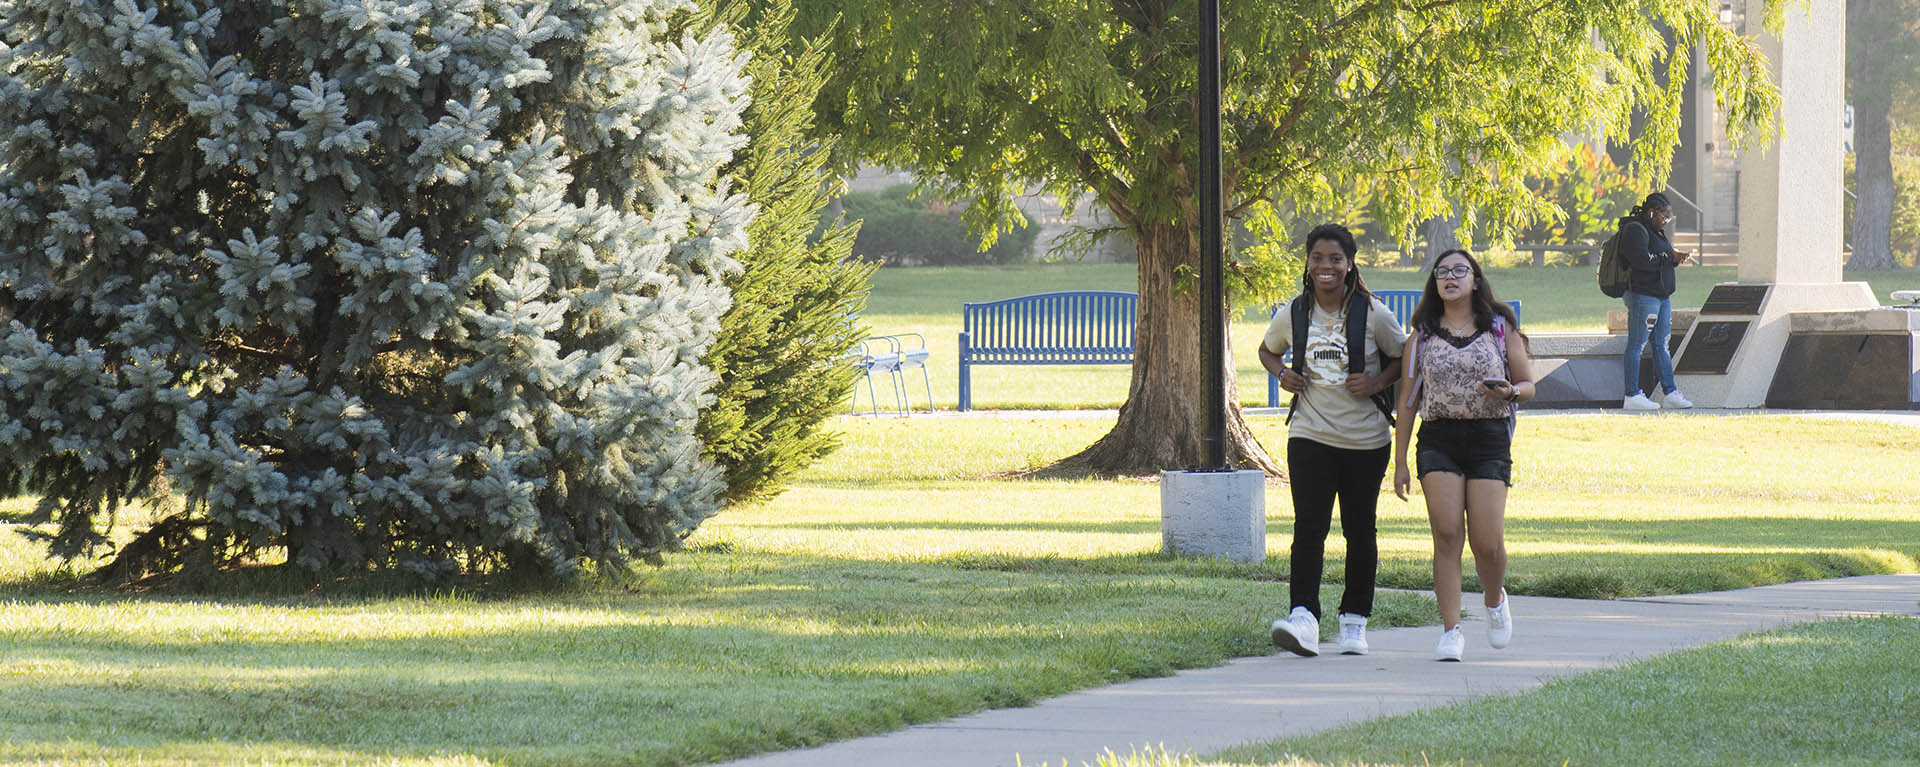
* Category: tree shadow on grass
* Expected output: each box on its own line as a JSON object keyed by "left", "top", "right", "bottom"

{"left": 0, "top": 549, "right": 1293, "bottom": 766}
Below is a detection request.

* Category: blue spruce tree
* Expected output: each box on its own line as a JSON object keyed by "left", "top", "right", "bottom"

{"left": 0, "top": 0, "right": 753, "bottom": 582}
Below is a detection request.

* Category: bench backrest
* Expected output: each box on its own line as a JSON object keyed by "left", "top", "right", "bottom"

{"left": 961, "top": 290, "right": 1136, "bottom": 364}
{"left": 1373, "top": 289, "right": 1422, "bottom": 324}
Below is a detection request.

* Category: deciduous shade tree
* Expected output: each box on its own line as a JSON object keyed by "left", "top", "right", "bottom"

{"left": 1846, "top": 0, "right": 1920, "bottom": 269}
{"left": 792, "top": 0, "right": 1781, "bottom": 474}
{"left": 0, "top": 0, "right": 754, "bottom": 582}
{"left": 694, "top": 0, "right": 877, "bottom": 505}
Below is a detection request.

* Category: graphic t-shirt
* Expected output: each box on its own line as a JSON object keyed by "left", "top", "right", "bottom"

{"left": 1261, "top": 295, "right": 1408, "bottom": 450}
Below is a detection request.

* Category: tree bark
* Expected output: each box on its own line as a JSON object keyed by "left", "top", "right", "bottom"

{"left": 1421, "top": 214, "right": 1461, "bottom": 271}
{"left": 1848, "top": 0, "right": 1898, "bottom": 270}
{"left": 1051, "top": 220, "right": 1283, "bottom": 477}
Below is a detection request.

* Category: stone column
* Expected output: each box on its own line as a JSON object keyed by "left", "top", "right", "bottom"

{"left": 1737, "top": 0, "right": 1846, "bottom": 284}
{"left": 1676, "top": 0, "right": 1876, "bottom": 407}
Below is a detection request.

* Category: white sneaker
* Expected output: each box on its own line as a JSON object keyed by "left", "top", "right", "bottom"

{"left": 1486, "top": 592, "right": 1513, "bottom": 649}
{"left": 1658, "top": 389, "right": 1694, "bottom": 409}
{"left": 1270, "top": 606, "right": 1320, "bottom": 657}
{"left": 1622, "top": 393, "right": 1660, "bottom": 411}
{"left": 1435, "top": 626, "right": 1465, "bottom": 662}
{"left": 1337, "top": 613, "right": 1368, "bottom": 655}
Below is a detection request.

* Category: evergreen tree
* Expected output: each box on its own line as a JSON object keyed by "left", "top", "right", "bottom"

{"left": 694, "top": 0, "right": 874, "bottom": 506}
{"left": 0, "top": 0, "right": 754, "bottom": 581}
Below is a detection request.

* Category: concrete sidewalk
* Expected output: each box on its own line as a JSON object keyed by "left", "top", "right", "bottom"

{"left": 721, "top": 575, "right": 1920, "bottom": 767}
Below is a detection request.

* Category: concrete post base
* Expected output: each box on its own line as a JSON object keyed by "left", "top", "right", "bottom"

{"left": 1160, "top": 470, "right": 1265, "bottom": 563}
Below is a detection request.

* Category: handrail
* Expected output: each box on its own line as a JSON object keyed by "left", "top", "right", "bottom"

{"left": 1664, "top": 184, "right": 1707, "bottom": 266}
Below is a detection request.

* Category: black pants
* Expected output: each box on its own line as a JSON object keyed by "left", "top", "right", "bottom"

{"left": 1287, "top": 438, "right": 1390, "bottom": 618}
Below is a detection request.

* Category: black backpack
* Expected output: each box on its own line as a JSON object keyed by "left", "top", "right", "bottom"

{"left": 1286, "top": 290, "right": 1398, "bottom": 426}
{"left": 1596, "top": 219, "right": 1642, "bottom": 298}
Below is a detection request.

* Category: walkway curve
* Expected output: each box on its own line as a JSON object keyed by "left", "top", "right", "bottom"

{"left": 718, "top": 575, "right": 1920, "bottom": 767}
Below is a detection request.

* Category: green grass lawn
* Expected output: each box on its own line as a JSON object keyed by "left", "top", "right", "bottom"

{"left": 861, "top": 263, "right": 1920, "bottom": 411}
{"left": 1201, "top": 616, "right": 1920, "bottom": 767}
{"left": 2, "top": 412, "right": 1916, "bottom": 766}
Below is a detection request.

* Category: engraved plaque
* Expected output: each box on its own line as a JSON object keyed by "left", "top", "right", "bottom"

{"left": 1676, "top": 321, "right": 1749, "bottom": 374}
{"left": 1699, "top": 284, "right": 1770, "bottom": 315}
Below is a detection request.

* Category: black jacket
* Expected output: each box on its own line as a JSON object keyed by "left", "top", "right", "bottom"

{"left": 1617, "top": 217, "right": 1677, "bottom": 298}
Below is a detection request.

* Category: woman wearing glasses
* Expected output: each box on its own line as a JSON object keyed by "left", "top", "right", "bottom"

{"left": 1391, "top": 249, "right": 1533, "bottom": 662}
{"left": 1619, "top": 192, "right": 1694, "bottom": 411}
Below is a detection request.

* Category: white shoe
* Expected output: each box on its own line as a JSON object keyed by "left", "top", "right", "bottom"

{"left": 1270, "top": 606, "right": 1319, "bottom": 657}
{"left": 1622, "top": 393, "right": 1660, "bottom": 411}
{"left": 1658, "top": 389, "right": 1694, "bottom": 409}
{"left": 1435, "top": 626, "right": 1465, "bottom": 662}
{"left": 1486, "top": 592, "right": 1513, "bottom": 649}
{"left": 1337, "top": 613, "right": 1368, "bottom": 655}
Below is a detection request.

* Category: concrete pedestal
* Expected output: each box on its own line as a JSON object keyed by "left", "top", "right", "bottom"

{"left": 1160, "top": 470, "right": 1265, "bottom": 563}
{"left": 1767, "top": 307, "right": 1920, "bottom": 408}
{"left": 1674, "top": 282, "right": 1877, "bottom": 407}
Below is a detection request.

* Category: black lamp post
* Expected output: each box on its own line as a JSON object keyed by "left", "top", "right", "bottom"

{"left": 1197, "top": 0, "right": 1227, "bottom": 471}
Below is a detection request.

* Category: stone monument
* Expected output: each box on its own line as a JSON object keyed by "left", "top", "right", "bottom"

{"left": 1672, "top": 0, "right": 1884, "bottom": 408}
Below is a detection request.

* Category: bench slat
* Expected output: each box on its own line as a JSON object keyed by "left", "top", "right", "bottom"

{"left": 958, "top": 290, "right": 1137, "bottom": 410}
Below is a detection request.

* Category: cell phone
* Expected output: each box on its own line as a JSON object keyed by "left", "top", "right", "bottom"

{"left": 1481, "top": 378, "right": 1508, "bottom": 390}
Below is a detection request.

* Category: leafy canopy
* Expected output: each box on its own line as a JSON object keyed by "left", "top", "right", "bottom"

{"left": 801, "top": 0, "right": 1779, "bottom": 304}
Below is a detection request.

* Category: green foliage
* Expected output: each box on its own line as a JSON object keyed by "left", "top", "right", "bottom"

{"left": 1890, "top": 124, "right": 1920, "bottom": 267}
{"left": 694, "top": 0, "right": 878, "bottom": 506}
{"left": 839, "top": 185, "right": 1039, "bottom": 266}
{"left": 1517, "top": 144, "right": 1642, "bottom": 260}
{"left": 1844, "top": 123, "right": 1920, "bottom": 269}
{"left": 0, "top": 0, "right": 753, "bottom": 581}
{"left": 791, "top": 0, "right": 1781, "bottom": 301}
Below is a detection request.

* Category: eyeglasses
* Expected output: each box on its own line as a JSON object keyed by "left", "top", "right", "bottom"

{"left": 1433, "top": 265, "right": 1474, "bottom": 280}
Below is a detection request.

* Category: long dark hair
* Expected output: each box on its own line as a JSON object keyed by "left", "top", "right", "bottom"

{"left": 1408, "top": 249, "right": 1526, "bottom": 347}
{"left": 1300, "top": 222, "right": 1372, "bottom": 302}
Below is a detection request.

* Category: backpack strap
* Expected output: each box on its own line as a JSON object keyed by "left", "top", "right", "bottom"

{"left": 1289, "top": 296, "right": 1310, "bottom": 374}
{"left": 1402, "top": 329, "right": 1423, "bottom": 411}
{"left": 1491, "top": 315, "right": 1511, "bottom": 375}
{"left": 1345, "top": 289, "right": 1369, "bottom": 377}
{"left": 1348, "top": 291, "right": 1399, "bottom": 425}
{"left": 1491, "top": 315, "right": 1519, "bottom": 431}
{"left": 1284, "top": 296, "right": 1310, "bottom": 424}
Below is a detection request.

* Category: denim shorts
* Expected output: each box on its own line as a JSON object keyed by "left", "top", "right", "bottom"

{"left": 1415, "top": 418, "right": 1513, "bottom": 485}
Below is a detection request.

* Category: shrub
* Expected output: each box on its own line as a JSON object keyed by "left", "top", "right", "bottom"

{"left": 840, "top": 185, "right": 1038, "bottom": 266}
{"left": 1516, "top": 144, "right": 1642, "bottom": 265}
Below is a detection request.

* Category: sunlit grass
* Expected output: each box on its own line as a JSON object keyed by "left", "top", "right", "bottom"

{"left": 0, "top": 410, "right": 1914, "bottom": 765}
{"left": 1204, "top": 617, "right": 1920, "bottom": 767}
{"left": 709, "top": 412, "right": 1920, "bottom": 598}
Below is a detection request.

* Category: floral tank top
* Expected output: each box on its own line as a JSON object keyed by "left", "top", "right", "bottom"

{"left": 1415, "top": 327, "right": 1511, "bottom": 421}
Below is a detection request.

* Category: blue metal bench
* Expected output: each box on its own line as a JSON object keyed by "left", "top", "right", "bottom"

{"left": 958, "top": 290, "right": 1136, "bottom": 411}
{"left": 1264, "top": 289, "right": 1521, "bottom": 407}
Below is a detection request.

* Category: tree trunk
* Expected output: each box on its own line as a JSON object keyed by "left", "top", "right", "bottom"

{"left": 1848, "top": 0, "right": 1898, "bottom": 270}
{"left": 1051, "top": 220, "right": 1283, "bottom": 477}
{"left": 1421, "top": 214, "right": 1461, "bottom": 271}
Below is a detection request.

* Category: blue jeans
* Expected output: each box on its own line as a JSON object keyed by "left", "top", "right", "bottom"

{"left": 1622, "top": 291, "right": 1675, "bottom": 397}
